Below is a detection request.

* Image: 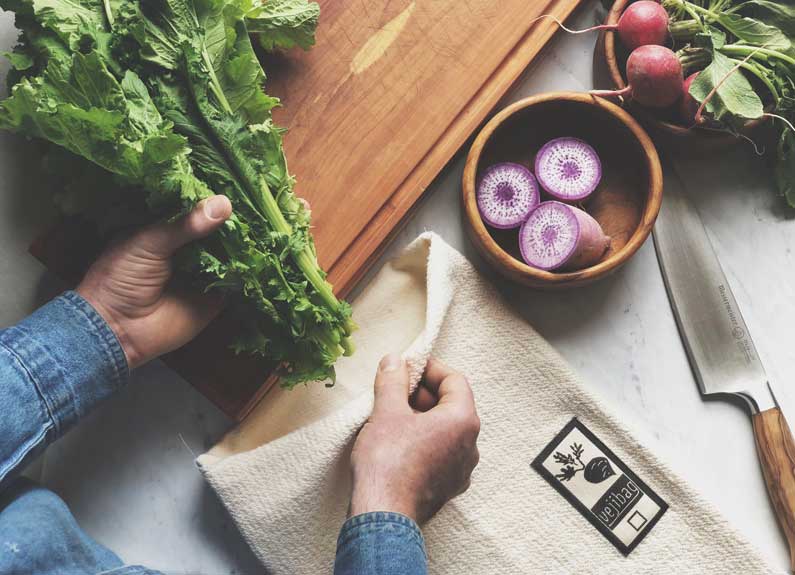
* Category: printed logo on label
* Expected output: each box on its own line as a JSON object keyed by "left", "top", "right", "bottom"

{"left": 531, "top": 418, "right": 668, "bottom": 555}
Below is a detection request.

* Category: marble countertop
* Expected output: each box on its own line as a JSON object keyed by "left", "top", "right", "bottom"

{"left": 1, "top": 1, "right": 794, "bottom": 573}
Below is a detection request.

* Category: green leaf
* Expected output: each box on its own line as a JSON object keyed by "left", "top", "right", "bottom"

{"left": 0, "top": 0, "right": 352, "bottom": 385}
{"left": 776, "top": 129, "right": 795, "bottom": 206}
{"left": 739, "top": 0, "right": 795, "bottom": 37}
{"left": 245, "top": 0, "right": 319, "bottom": 51}
{"left": 689, "top": 50, "right": 765, "bottom": 125}
{"left": 715, "top": 13, "right": 791, "bottom": 51}
{"left": 2, "top": 51, "right": 34, "bottom": 70}
{"left": 694, "top": 26, "right": 726, "bottom": 49}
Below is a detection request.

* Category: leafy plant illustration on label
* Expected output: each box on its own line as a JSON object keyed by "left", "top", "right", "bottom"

{"left": 554, "top": 442, "right": 615, "bottom": 483}
{"left": 533, "top": 418, "right": 669, "bottom": 555}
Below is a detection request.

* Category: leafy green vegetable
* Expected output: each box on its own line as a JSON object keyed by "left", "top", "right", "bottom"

{"left": 664, "top": 0, "right": 795, "bottom": 206}
{"left": 0, "top": 0, "right": 355, "bottom": 386}
{"left": 739, "top": 1, "right": 795, "bottom": 37}
{"left": 776, "top": 130, "right": 795, "bottom": 206}
{"left": 689, "top": 50, "right": 765, "bottom": 124}
{"left": 246, "top": 0, "right": 320, "bottom": 51}
{"left": 715, "top": 12, "right": 792, "bottom": 51}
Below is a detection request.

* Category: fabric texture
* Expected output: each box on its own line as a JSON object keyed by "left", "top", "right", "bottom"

{"left": 334, "top": 512, "right": 427, "bottom": 575}
{"left": 0, "top": 292, "right": 160, "bottom": 574}
{"left": 199, "top": 232, "right": 775, "bottom": 574}
{"left": 0, "top": 477, "right": 160, "bottom": 575}
{"left": 0, "top": 291, "right": 129, "bottom": 488}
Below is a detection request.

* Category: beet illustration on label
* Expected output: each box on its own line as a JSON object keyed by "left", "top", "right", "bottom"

{"left": 553, "top": 443, "right": 616, "bottom": 484}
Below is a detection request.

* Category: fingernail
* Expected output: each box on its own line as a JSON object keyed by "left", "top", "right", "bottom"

{"left": 204, "top": 195, "right": 226, "bottom": 220}
{"left": 379, "top": 353, "right": 403, "bottom": 373}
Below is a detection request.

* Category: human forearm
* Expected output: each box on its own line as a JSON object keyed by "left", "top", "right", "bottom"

{"left": 0, "top": 291, "right": 128, "bottom": 488}
{"left": 334, "top": 512, "right": 428, "bottom": 575}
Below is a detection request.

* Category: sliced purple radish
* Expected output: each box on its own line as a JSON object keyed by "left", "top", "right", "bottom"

{"left": 519, "top": 201, "right": 610, "bottom": 271}
{"left": 534, "top": 137, "right": 602, "bottom": 202}
{"left": 476, "top": 162, "right": 540, "bottom": 229}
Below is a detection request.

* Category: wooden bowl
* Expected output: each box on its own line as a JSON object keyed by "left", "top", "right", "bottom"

{"left": 599, "top": 0, "right": 765, "bottom": 145}
{"left": 462, "top": 92, "right": 663, "bottom": 289}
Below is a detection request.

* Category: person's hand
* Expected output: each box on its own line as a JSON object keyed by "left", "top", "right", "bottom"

{"left": 349, "top": 355, "right": 480, "bottom": 524}
{"left": 76, "top": 195, "right": 233, "bottom": 370}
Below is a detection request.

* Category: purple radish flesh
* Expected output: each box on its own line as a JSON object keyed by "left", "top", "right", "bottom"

{"left": 534, "top": 137, "right": 602, "bottom": 202}
{"left": 476, "top": 162, "right": 540, "bottom": 229}
{"left": 519, "top": 201, "right": 610, "bottom": 271}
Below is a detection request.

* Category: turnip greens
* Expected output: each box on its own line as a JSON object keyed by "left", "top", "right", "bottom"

{"left": 0, "top": 0, "right": 356, "bottom": 386}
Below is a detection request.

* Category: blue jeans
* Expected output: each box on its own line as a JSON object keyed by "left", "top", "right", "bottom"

{"left": 0, "top": 292, "right": 427, "bottom": 574}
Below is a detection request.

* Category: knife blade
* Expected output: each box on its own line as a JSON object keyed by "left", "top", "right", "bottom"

{"left": 653, "top": 162, "right": 774, "bottom": 413}
{"left": 653, "top": 158, "right": 795, "bottom": 571}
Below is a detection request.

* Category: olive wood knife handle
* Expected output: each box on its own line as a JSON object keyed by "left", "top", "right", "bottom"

{"left": 753, "top": 407, "right": 795, "bottom": 571}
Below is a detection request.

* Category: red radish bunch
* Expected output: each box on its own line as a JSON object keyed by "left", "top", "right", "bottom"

{"left": 624, "top": 45, "right": 684, "bottom": 108}
{"left": 535, "top": 1, "right": 689, "bottom": 111}
{"left": 476, "top": 138, "right": 611, "bottom": 272}
{"left": 614, "top": 1, "right": 670, "bottom": 51}
{"left": 537, "top": 0, "right": 669, "bottom": 51}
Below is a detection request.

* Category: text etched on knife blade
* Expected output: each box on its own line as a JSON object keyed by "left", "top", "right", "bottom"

{"left": 718, "top": 284, "right": 757, "bottom": 365}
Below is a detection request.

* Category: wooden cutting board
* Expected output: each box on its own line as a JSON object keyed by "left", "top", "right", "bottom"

{"left": 31, "top": 0, "right": 584, "bottom": 420}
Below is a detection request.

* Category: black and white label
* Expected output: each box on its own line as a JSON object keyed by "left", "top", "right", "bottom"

{"left": 531, "top": 418, "right": 668, "bottom": 555}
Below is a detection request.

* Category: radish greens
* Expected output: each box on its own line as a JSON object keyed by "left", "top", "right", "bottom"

{"left": 665, "top": 0, "right": 795, "bottom": 206}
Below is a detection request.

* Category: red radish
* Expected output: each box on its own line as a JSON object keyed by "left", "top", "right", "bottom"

{"left": 614, "top": 1, "right": 669, "bottom": 51}
{"left": 532, "top": 1, "right": 669, "bottom": 51}
{"left": 679, "top": 72, "right": 700, "bottom": 125}
{"left": 534, "top": 137, "right": 602, "bottom": 202}
{"left": 476, "top": 162, "right": 540, "bottom": 229}
{"left": 592, "top": 45, "right": 683, "bottom": 108}
{"left": 519, "top": 202, "right": 610, "bottom": 271}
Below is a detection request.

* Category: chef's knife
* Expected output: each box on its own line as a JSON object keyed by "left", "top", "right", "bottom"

{"left": 653, "top": 160, "right": 795, "bottom": 570}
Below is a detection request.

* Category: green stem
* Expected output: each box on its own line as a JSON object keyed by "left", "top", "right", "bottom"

{"left": 738, "top": 61, "right": 780, "bottom": 105}
{"left": 102, "top": 0, "right": 114, "bottom": 27}
{"left": 678, "top": 47, "right": 712, "bottom": 75}
{"left": 670, "top": 19, "right": 703, "bottom": 42}
{"left": 201, "top": 47, "right": 233, "bottom": 115}
{"left": 185, "top": 52, "right": 355, "bottom": 343}
{"left": 721, "top": 44, "right": 795, "bottom": 67}
{"left": 668, "top": 0, "right": 709, "bottom": 29}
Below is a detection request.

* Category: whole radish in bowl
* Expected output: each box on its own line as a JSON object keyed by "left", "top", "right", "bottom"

{"left": 598, "top": 0, "right": 768, "bottom": 145}
{"left": 537, "top": 0, "right": 669, "bottom": 51}
{"left": 595, "top": 45, "right": 684, "bottom": 109}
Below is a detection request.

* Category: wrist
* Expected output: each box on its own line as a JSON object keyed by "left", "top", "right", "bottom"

{"left": 75, "top": 287, "right": 141, "bottom": 369}
{"left": 349, "top": 485, "right": 418, "bottom": 522}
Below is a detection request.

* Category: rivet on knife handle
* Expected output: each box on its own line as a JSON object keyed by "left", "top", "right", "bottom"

{"left": 753, "top": 407, "right": 795, "bottom": 572}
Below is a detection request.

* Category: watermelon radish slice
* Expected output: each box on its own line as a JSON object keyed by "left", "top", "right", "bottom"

{"left": 534, "top": 137, "right": 602, "bottom": 202}
{"left": 519, "top": 201, "right": 610, "bottom": 271}
{"left": 476, "top": 162, "right": 540, "bottom": 229}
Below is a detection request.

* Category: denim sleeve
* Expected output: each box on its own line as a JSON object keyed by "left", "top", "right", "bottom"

{"left": 334, "top": 512, "right": 428, "bottom": 575}
{"left": 0, "top": 291, "right": 128, "bottom": 488}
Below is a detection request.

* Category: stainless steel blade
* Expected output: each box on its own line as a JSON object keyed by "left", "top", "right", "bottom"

{"left": 653, "top": 159, "right": 775, "bottom": 413}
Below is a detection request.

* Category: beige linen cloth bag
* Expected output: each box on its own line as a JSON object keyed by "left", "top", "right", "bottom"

{"left": 198, "top": 233, "right": 774, "bottom": 574}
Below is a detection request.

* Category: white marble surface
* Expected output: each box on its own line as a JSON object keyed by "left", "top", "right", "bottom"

{"left": 1, "top": 1, "right": 794, "bottom": 573}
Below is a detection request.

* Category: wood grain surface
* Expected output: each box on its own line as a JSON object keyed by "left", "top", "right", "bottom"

{"left": 267, "top": 0, "right": 586, "bottom": 296}
{"left": 753, "top": 407, "right": 795, "bottom": 571}
{"left": 32, "top": 0, "right": 586, "bottom": 419}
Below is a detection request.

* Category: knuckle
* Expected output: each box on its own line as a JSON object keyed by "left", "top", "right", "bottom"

{"left": 453, "top": 411, "right": 480, "bottom": 438}
{"left": 447, "top": 373, "right": 469, "bottom": 388}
